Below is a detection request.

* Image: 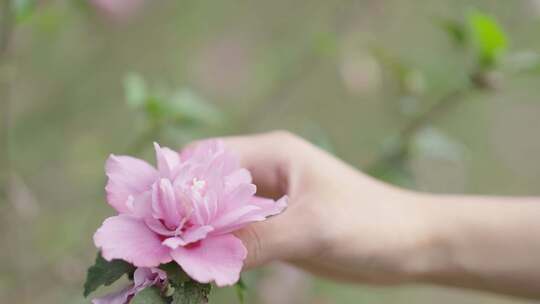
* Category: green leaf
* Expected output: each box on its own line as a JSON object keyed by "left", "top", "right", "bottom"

{"left": 171, "top": 280, "right": 212, "bottom": 304}
{"left": 131, "top": 286, "right": 168, "bottom": 304}
{"left": 124, "top": 72, "right": 148, "bottom": 108}
{"left": 11, "top": 0, "right": 36, "bottom": 23}
{"left": 235, "top": 277, "right": 247, "bottom": 304}
{"left": 83, "top": 252, "right": 135, "bottom": 297}
{"left": 436, "top": 18, "right": 467, "bottom": 46}
{"left": 169, "top": 89, "right": 223, "bottom": 126}
{"left": 468, "top": 11, "right": 507, "bottom": 68}
{"left": 159, "top": 262, "right": 190, "bottom": 286}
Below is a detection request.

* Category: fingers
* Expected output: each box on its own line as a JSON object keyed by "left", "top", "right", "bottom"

{"left": 221, "top": 131, "right": 303, "bottom": 199}
{"left": 234, "top": 205, "right": 308, "bottom": 269}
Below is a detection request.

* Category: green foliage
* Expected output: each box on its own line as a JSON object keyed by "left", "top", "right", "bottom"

{"left": 169, "top": 89, "right": 223, "bottom": 126}
{"left": 11, "top": 0, "right": 36, "bottom": 23}
{"left": 171, "top": 280, "right": 212, "bottom": 304}
{"left": 83, "top": 252, "right": 135, "bottom": 297}
{"left": 235, "top": 277, "right": 247, "bottom": 304}
{"left": 467, "top": 11, "right": 507, "bottom": 69}
{"left": 159, "top": 262, "right": 191, "bottom": 286}
{"left": 131, "top": 286, "right": 168, "bottom": 304}
{"left": 160, "top": 262, "right": 212, "bottom": 304}
{"left": 124, "top": 72, "right": 148, "bottom": 109}
{"left": 437, "top": 18, "right": 467, "bottom": 46}
{"left": 123, "top": 73, "right": 224, "bottom": 129}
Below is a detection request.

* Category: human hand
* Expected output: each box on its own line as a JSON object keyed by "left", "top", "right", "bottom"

{"left": 220, "top": 131, "right": 429, "bottom": 284}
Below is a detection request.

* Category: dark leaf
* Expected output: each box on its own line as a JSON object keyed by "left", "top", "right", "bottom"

{"left": 159, "top": 262, "right": 190, "bottom": 286}
{"left": 83, "top": 252, "right": 135, "bottom": 297}
{"left": 436, "top": 18, "right": 467, "bottom": 46}
{"left": 171, "top": 280, "right": 212, "bottom": 304}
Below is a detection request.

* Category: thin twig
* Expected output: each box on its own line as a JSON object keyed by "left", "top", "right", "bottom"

{"left": 366, "top": 79, "right": 482, "bottom": 175}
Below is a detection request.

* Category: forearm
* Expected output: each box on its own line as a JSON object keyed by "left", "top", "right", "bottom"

{"left": 408, "top": 193, "right": 540, "bottom": 298}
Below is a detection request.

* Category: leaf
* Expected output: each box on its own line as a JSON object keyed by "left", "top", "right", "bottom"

{"left": 83, "top": 252, "right": 135, "bottom": 297}
{"left": 411, "top": 127, "right": 465, "bottom": 162}
{"left": 468, "top": 11, "right": 507, "bottom": 68}
{"left": 171, "top": 280, "right": 212, "bottom": 304}
{"left": 131, "top": 286, "right": 168, "bottom": 304}
{"left": 235, "top": 277, "right": 247, "bottom": 304}
{"left": 169, "top": 89, "right": 223, "bottom": 126}
{"left": 124, "top": 72, "right": 148, "bottom": 108}
{"left": 159, "top": 262, "right": 190, "bottom": 286}
{"left": 436, "top": 18, "right": 467, "bottom": 46}
{"left": 11, "top": 0, "right": 36, "bottom": 23}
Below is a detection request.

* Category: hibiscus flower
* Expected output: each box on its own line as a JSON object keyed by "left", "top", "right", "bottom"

{"left": 94, "top": 140, "right": 287, "bottom": 286}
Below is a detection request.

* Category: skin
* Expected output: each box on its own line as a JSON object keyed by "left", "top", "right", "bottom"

{"left": 216, "top": 131, "right": 540, "bottom": 299}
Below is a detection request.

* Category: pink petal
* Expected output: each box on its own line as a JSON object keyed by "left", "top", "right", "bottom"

{"left": 210, "top": 205, "right": 261, "bottom": 231}
{"left": 92, "top": 285, "right": 133, "bottom": 304}
{"left": 162, "top": 225, "right": 214, "bottom": 249}
{"left": 126, "top": 191, "right": 153, "bottom": 219}
{"left": 154, "top": 142, "right": 180, "bottom": 177}
{"left": 151, "top": 179, "right": 181, "bottom": 228}
{"left": 183, "top": 225, "right": 214, "bottom": 243}
{"left": 222, "top": 183, "right": 257, "bottom": 210}
{"left": 170, "top": 235, "right": 247, "bottom": 287}
{"left": 213, "top": 196, "right": 288, "bottom": 234}
{"left": 94, "top": 215, "right": 172, "bottom": 267}
{"left": 225, "top": 169, "right": 252, "bottom": 191}
{"left": 92, "top": 267, "right": 167, "bottom": 304}
{"left": 162, "top": 237, "right": 186, "bottom": 249}
{"left": 145, "top": 218, "right": 176, "bottom": 237}
{"left": 105, "top": 155, "right": 158, "bottom": 213}
{"left": 133, "top": 267, "right": 167, "bottom": 287}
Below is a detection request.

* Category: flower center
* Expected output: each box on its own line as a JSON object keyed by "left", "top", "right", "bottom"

{"left": 191, "top": 178, "right": 206, "bottom": 193}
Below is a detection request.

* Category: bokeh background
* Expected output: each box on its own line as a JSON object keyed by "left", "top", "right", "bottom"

{"left": 1, "top": 0, "right": 540, "bottom": 303}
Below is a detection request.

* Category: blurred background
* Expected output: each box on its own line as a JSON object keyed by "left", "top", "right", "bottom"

{"left": 1, "top": 0, "right": 540, "bottom": 303}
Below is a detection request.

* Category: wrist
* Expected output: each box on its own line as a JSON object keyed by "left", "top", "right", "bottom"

{"left": 394, "top": 191, "right": 456, "bottom": 284}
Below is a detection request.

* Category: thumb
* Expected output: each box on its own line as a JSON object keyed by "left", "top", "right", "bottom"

{"left": 234, "top": 205, "right": 309, "bottom": 269}
{"left": 234, "top": 217, "right": 286, "bottom": 269}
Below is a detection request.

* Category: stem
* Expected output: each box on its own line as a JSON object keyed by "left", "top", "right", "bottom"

{"left": 366, "top": 78, "right": 482, "bottom": 175}
{"left": 0, "top": 0, "right": 14, "bottom": 203}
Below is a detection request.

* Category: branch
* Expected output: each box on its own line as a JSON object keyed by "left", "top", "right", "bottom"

{"left": 366, "top": 74, "right": 488, "bottom": 175}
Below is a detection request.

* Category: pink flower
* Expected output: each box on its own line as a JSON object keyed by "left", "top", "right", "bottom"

{"left": 92, "top": 267, "right": 167, "bottom": 304}
{"left": 90, "top": 0, "right": 146, "bottom": 21}
{"left": 94, "top": 140, "right": 287, "bottom": 286}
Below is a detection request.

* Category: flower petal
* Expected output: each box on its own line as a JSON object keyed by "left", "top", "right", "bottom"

{"left": 213, "top": 196, "right": 288, "bottom": 234}
{"left": 170, "top": 235, "right": 247, "bottom": 287}
{"left": 126, "top": 191, "right": 153, "bottom": 219}
{"left": 94, "top": 215, "right": 172, "bottom": 267}
{"left": 151, "top": 179, "right": 181, "bottom": 228}
{"left": 154, "top": 142, "right": 180, "bottom": 178}
{"left": 92, "top": 285, "right": 133, "bottom": 304}
{"left": 105, "top": 155, "right": 157, "bottom": 213}
{"left": 162, "top": 225, "right": 214, "bottom": 249}
{"left": 225, "top": 168, "right": 252, "bottom": 191}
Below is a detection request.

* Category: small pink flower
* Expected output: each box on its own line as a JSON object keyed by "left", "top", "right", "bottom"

{"left": 92, "top": 267, "right": 167, "bottom": 304}
{"left": 91, "top": 0, "right": 146, "bottom": 21}
{"left": 94, "top": 140, "right": 287, "bottom": 286}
